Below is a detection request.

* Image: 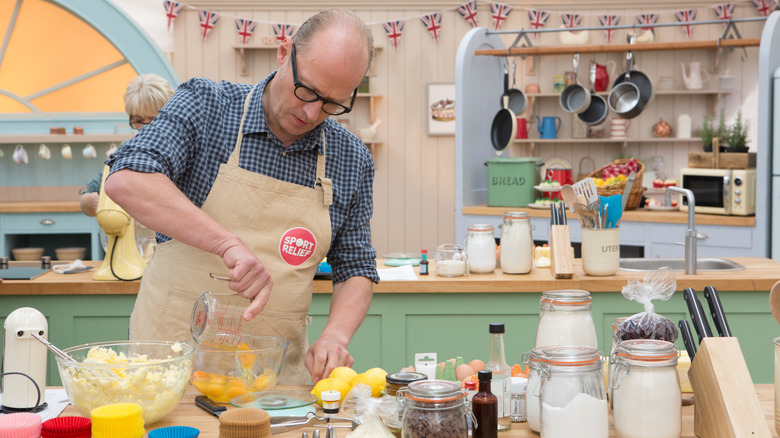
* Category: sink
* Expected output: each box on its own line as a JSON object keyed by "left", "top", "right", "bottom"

{"left": 618, "top": 258, "right": 745, "bottom": 272}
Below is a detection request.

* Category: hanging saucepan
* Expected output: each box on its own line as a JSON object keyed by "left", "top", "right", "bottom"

{"left": 490, "top": 94, "right": 516, "bottom": 152}
{"left": 560, "top": 54, "right": 590, "bottom": 114}
{"left": 500, "top": 59, "right": 527, "bottom": 115}
{"left": 608, "top": 50, "right": 644, "bottom": 119}
{"left": 577, "top": 61, "right": 608, "bottom": 126}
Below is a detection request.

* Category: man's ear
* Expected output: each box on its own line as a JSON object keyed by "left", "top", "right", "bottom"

{"left": 277, "top": 37, "right": 292, "bottom": 67}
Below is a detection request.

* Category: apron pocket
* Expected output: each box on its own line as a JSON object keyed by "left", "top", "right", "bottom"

{"left": 160, "top": 286, "right": 205, "bottom": 343}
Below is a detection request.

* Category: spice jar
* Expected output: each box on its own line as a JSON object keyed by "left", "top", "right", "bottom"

{"left": 400, "top": 380, "right": 470, "bottom": 438}
{"left": 383, "top": 372, "right": 427, "bottom": 437}
{"left": 465, "top": 224, "right": 496, "bottom": 274}
{"left": 499, "top": 212, "right": 533, "bottom": 275}
{"left": 523, "top": 347, "right": 547, "bottom": 433}
{"left": 535, "top": 290, "right": 598, "bottom": 349}
{"left": 539, "top": 346, "right": 608, "bottom": 438}
{"left": 611, "top": 340, "right": 681, "bottom": 438}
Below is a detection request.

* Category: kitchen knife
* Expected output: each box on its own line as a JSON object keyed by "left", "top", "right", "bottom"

{"left": 196, "top": 395, "right": 226, "bottom": 417}
{"left": 703, "top": 285, "right": 732, "bottom": 337}
{"left": 678, "top": 319, "right": 697, "bottom": 360}
{"left": 683, "top": 287, "right": 714, "bottom": 343}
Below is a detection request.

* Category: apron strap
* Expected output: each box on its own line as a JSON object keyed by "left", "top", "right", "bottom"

{"left": 228, "top": 85, "right": 257, "bottom": 167}
{"left": 316, "top": 129, "right": 333, "bottom": 206}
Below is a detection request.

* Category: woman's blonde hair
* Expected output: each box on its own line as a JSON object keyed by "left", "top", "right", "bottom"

{"left": 124, "top": 73, "right": 175, "bottom": 119}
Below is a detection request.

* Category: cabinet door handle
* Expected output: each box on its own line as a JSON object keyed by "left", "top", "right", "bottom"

{"left": 40, "top": 218, "right": 55, "bottom": 226}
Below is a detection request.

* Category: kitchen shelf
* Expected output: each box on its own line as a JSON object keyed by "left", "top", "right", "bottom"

{"left": 513, "top": 137, "right": 703, "bottom": 145}
{"left": 475, "top": 38, "right": 760, "bottom": 57}
{"left": 0, "top": 133, "right": 133, "bottom": 144}
{"left": 527, "top": 89, "right": 735, "bottom": 98}
{"left": 233, "top": 44, "right": 383, "bottom": 76}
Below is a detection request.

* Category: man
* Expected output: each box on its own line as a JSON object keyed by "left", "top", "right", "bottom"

{"left": 105, "top": 10, "right": 378, "bottom": 384}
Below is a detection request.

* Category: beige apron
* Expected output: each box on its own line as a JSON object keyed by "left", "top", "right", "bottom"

{"left": 129, "top": 85, "right": 333, "bottom": 384}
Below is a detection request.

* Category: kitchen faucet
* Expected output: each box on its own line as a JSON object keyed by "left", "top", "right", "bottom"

{"left": 666, "top": 186, "right": 697, "bottom": 275}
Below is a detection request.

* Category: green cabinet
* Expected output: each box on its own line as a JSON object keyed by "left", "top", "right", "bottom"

{"left": 1, "top": 212, "right": 102, "bottom": 260}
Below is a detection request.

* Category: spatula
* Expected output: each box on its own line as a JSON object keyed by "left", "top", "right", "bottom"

{"left": 573, "top": 177, "right": 599, "bottom": 207}
{"left": 606, "top": 195, "right": 623, "bottom": 228}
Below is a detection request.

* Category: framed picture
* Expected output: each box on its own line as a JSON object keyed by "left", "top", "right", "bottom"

{"left": 427, "top": 83, "right": 456, "bottom": 136}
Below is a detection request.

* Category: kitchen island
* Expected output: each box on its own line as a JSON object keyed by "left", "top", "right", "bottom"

{"left": 3, "top": 258, "right": 780, "bottom": 385}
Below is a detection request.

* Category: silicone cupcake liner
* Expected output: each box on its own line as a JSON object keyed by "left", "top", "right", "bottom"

{"left": 148, "top": 425, "right": 200, "bottom": 438}
{"left": 90, "top": 403, "right": 145, "bottom": 438}
{"left": 218, "top": 408, "right": 270, "bottom": 438}
{"left": 41, "top": 416, "right": 92, "bottom": 438}
{"left": 0, "top": 412, "right": 42, "bottom": 438}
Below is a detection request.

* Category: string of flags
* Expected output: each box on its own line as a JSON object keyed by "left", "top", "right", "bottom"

{"left": 161, "top": 0, "right": 776, "bottom": 51}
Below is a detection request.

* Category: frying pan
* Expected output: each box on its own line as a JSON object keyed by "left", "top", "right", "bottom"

{"left": 490, "top": 94, "right": 516, "bottom": 152}
{"left": 500, "top": 59, "right": 527, "bottom": 115}
{"left": 560, "top": 54, "right": 590, "bottom": 114}
{"left": 577, "top": 61, "right": 608, "bottom": 126}
{"left": 608, "top": 50, "right": 644, "bottom": 119}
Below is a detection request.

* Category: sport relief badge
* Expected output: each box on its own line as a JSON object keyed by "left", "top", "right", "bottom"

{"left": 279, "top": 227, "right": 317, "bottom": 266}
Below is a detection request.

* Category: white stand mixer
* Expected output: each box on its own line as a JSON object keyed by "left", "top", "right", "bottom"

{"left": 1, "top": 307, "right": 47, "bottom": 412}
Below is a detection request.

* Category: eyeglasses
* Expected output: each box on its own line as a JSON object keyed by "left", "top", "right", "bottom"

{"left": 291, "top": 44, "right": 357, "bottom": 116}
{"left": 129, "top": 117, "right": 151, "bottom": 131}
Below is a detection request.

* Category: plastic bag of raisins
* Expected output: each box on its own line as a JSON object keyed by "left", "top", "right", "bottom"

{"left": 617, "top": 267, "right": 679, "bottom": 343}
{"left": 341, "top": 383, "right": 396, "bottom": 438}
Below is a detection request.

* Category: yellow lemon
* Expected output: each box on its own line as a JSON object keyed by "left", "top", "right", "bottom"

{"left": 349, "top": 372, "right": 385, "bottom": 397}
{"left": 311, "top": 377, "right": 350, "bottom": 406}
{"left": 329, "top": 366, "right": 358, "bottom": 384}
{"left": 364, "top": 367, "right": 388, "bottom": 380}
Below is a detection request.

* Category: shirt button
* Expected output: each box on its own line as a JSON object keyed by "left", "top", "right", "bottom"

{"left": 282, "top": 151, "right": 286, "bottom": 157}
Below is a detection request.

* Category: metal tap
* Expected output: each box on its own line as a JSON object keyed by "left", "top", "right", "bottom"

{"left": 666, "top": 186, "right": 697, "bottom": 275}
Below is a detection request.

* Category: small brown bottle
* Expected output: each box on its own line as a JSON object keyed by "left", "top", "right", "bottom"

{"left": 419, "top": 249, "right": 429, "bottom": 275}
{"left": 472, "top": 370, "right": 498, "bottom": 438}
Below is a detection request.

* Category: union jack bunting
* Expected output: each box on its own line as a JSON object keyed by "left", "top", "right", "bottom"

{"left": 635, "top": 13, "right": 658, "bottom": 31}
{"left": 527, "top": 9, "right": 550, "bottom": 39}
{"left": 272, "top": 24, "right": 295, "bottom": 43}
{"left": 712, "top": 3, "right": 735, "bottom": 23}
{"left": 751, "top": 0, "right": 778, "bottom": 17}
{"left": 198, "top": 10, "right": 220, "bottom": 42}
{"left": 163, "top": 0, "right": 184, "bottom": 31}
{"left": 489, "top": 2, "right": 513, "bottom": 31}
{"left": 420, "top": 12, "right": 442, "bottom": 43}
{"left": 675, "top": 9, "right": 697, "bottom": 39}
{"left": 561, "top": 13, "right": 582, "bottom": 33}
{"left": 598, "top": 15, "right": 621, "bottom": 43}
{"left": 383, "top": 20, "right": 405, "bottom": 51}
{"left": 457, "top": 0, "right": 479, "bottom": 28}
{"left": 234, "top": 19, "right": 256, "bottom": 45}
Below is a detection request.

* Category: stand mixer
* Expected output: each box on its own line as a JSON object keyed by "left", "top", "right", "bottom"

{"left": 1, "top": 307, "right": 47, "bottom": 413}
{"left": 93, "top": 165, "right": 147, "bottom": 281}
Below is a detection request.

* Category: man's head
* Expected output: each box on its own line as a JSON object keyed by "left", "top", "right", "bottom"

{"left": 264, "top": 10, "right": 373, "bottom": 145}
{"left": 125, "top": 73, "right": 175, "bottom": 131}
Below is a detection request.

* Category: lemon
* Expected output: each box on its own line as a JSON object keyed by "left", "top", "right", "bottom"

{"left": 349, "top": 372, "right": 385, "bottom": 397}
{"left": 329, "top": 366, "right": 358, "bottom": 383}
{"left": 311, "top": 377, "right": 350, "bottom": 406}
{"left": 364, "top": 367, "right": 388, "bottom": 380}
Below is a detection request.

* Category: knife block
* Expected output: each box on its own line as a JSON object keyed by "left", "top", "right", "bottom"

{"left": 688, "top": 337, "right": 771, "bottom": 437}
{"left": 549, "top": 224, "right": 573, "bottom": 279}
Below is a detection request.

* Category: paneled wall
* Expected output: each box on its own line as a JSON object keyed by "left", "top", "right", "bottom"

{"left": 173, "top": 1, "right": 762, "bottom": 255}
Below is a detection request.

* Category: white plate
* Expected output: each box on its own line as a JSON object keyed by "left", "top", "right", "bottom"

{"left": 534, "top": 184, "right": 562, "bottom": 193}
{"left": 540, "top": 158, "right": 572, "bottom": 180}
{"left": 645, "top": 205, "right": 679, "bottom": 211}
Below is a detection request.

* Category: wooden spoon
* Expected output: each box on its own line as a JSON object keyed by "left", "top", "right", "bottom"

{"left": 561, "top": 185, "right": 576, "bottom": 212}
{"left": 770, "top": 281, "right": 780, "bottom": 324}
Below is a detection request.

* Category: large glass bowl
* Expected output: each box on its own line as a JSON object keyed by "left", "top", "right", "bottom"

{"left": 56, "top": 340, "right": 194, "bottom": 425}
{"left": 191, "top": 335, "right": 289, "bottom": 403}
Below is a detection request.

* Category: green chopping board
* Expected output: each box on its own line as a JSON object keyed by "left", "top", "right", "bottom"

{"left": 0, "top": 267, "right": 49, "bottom": 280}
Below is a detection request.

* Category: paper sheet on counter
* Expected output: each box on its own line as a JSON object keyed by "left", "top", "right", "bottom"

{"left": 377, "top": 264, "right": 419, "bottom": 281}
{"left": 0, "top": 388, "right": 70, "bottom": 421}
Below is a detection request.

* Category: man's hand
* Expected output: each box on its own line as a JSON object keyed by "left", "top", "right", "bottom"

{"left": 218, "top": 239, "right": 274, "bottom": 321}
{"left": 305, "top": 337, "right": 353, "bottom": 383}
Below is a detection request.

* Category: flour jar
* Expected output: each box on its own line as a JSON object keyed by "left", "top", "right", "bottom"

{"left": 523, "top": 347, "right": 547, "bottom": 433}
{"left": 539, "top": 346, "right": 608, "bottom": 438}
{"left": 499, "top": 212, "right": 533, "bottom": 274}
{"left": 465, "top": 224, "right": 496, "bottom": 274}
{"left": 535, "top": 290, "right": 598, "bottom": 349}
{"left": 611, "top": 340, "right": 681, "bottom": 438}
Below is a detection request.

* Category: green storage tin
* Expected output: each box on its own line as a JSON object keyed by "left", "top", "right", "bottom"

{"left": 487, "top": 157, "right": 540, "bottom": 207}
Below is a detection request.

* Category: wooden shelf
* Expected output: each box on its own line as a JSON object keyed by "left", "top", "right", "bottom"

{"left": 234, "top": 45, "right": 383, "bottom": 76}
{"left": 527, "top": 89, "right": 734, "bottom": 98}
{"left": 475, "top": 38, "right": 760, "bottom": 57}
{"left": 0, "top": 133, "right": 132, "bottom": 144}
{"left": 513, "top": 137, "right": 703, "bottom": 144}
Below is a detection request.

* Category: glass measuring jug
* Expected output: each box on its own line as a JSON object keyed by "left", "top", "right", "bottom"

{"left": 191, "top": 291, "right": 252, "bottom": 348}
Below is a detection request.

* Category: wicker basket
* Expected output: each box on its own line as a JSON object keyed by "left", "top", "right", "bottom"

{"left": 587, "top": 158, "right": 646, "bottom": 210}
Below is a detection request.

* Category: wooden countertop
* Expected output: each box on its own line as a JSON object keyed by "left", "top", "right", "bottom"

{"left": 59, "top": 384, "right": 780, "bottom": 437}
{"left": 2, "top": 258, "right": 779, "bottom": 295}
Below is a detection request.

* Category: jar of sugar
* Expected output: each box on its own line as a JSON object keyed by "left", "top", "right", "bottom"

{"left": 611, "top": 339, "right": 681, "bottom": 438}
{"left": 465, "top": 224, "right": 496, "bottom": 274}
{"left": 499, "top": 212, "right": 533, "bottom": 275}
{"left": 539, "top": 346, "right": 608, "bottom": 438}
{"left": 535, "top": 290, "right": 598, "bottom": 349}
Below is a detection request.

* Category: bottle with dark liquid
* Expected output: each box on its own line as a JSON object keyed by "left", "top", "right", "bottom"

{"left": 419, "top": 249, "right": 429, "bottom": 275}
{"left": 472, "top": 370, "right": 498, "bottom": 438}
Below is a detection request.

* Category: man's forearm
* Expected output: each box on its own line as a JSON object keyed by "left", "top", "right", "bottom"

{"left": 321, "top": 276, "right": 374, "bottom": 346}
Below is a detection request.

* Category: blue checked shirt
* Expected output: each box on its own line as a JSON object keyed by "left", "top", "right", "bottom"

{"left": 108, "top": 73, "right": 378, "bottom": 284}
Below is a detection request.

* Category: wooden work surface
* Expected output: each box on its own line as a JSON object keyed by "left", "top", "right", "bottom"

{"left": 2, "top": 258, "right": 780, "bottom": 295}
{"left": 0, "top": 201, "right": 82, "bottom": 213}
{"left": 58, "top": 384, "right": 779, "bottom": 437}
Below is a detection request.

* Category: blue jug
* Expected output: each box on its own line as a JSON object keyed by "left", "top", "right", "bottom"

{"left": 537, "top": 116, "right": 562, "bottom": 139}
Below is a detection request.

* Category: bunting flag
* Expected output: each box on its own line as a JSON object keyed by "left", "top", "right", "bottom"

{"left": 598, "top": 15, "right": 621, "bottom": 43}
{"left": 675, "top": 9, "right": 697, "bottom": 39}
{"left": 234, "top": 19, "right": 256, "bottom": 45}
{"left": 163, "top": 0, "right": 184, "bottom": 31}
{"left": 198, "top": 10, "right": 220, "bottom": 42}
{"left": 527, "top": 9, "right": 550, "bottom": 39}
{"left": 489, "top": 3, "right": 513, "bottom": 31}
{"left": 383, "top": 20, "right": 405, "bottom": 51}
{"left": 561, "top": 13, "right": 583, "bottom": 33}
{"left": 712, "top": 3, "right": 735, "bottom": 27}
{"left": 636, "top": 13, "right": 659, "bottom": 31}
{"left": 457, "top": 1, "right": 479, "bottom": 27}
{"left": 420, "top": 12, "right": 442, "bottom": 43}
{"left": 751, "top": 0, "right": 778, "bottom": 16}
{"left": 272, "top": 24, "right": 295, "bottom": 43}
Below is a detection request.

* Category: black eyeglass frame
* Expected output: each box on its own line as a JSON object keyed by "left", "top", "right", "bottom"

{"left": 290, "top": 44, "right": 357, "bottom": 116}
{"left": 129, "top": 117, "right": 151, "bottom": 131}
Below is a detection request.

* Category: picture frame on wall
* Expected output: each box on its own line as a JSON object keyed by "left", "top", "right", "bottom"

{"left": 427, "top": 83, "right": 456, "bottom": 136}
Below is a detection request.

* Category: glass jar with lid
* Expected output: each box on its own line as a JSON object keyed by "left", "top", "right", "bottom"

{"left": 611, "top": 340, "right": 681, "bottom": 438}
{"left": 607, "top": 316, "right": 629, "bottom": 407}
{"left": 499, "top": 212, "right": 533, "bottom": 275}
{"left": 383, "top": 372, "right": 427, "bottom": 437}
{"left": 400, "top": 380, "right": 470, "bottom": 438}
{"left": 535, "top": 290, "right": 598, "bottom": 349}
{"left": 523, "top": 347, "right": 547, "bottom": 433}
{"left": 539, "top": 346, "right": 608, "bottom": 438}
{"left": 465, "top": 224, "right": 496, "bottom": 274}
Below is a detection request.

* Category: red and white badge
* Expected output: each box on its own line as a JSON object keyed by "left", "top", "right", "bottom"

{"left": 279, "top": 227, "right": 317, "bottom": 266}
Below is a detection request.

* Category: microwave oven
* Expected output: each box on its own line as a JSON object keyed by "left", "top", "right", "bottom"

{"left": 679, "top": 168, "right": 756, "bottom": 216}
